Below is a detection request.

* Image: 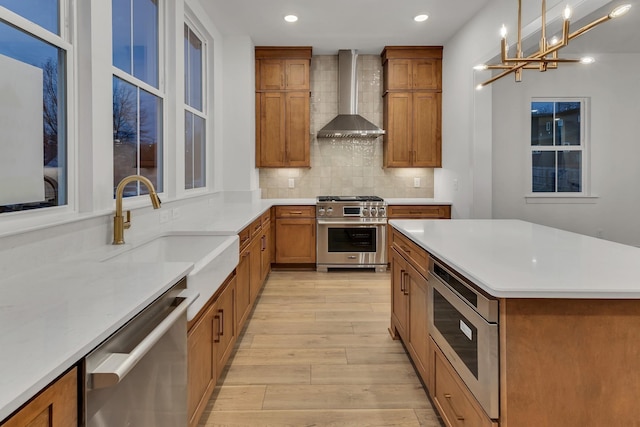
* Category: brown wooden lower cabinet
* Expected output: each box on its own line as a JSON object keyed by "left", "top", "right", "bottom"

{"left": 430, "top": 338, "right": 497, "bottom": 427}
{"left": 187, "top": 273, "right": 236, "bottom": 427}
{"left": 274, "top": 206, "right": 316, "bottom": 264}
{"left": 235, "top": 245, "right": 252, "bottom": 331}
{"left": 1, "top": 367, "right": 77, "bottom": 427}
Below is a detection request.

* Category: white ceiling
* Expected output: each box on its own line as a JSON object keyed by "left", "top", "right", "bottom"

{"left": 199, "top": 0, "right": 492, "bottom": 55}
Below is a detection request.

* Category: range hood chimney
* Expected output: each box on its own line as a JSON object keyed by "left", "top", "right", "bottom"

{"left": 317, "top": 50, "right": 385, "bottom": 139}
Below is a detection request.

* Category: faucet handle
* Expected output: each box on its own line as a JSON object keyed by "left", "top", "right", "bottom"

{"left": 124, "top": 210, "right": 131, "bottom": 230}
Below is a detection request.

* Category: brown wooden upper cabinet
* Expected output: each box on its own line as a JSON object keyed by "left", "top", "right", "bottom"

{"left": 255, "top": 47, "right": 312, "bottom": 168}
{"left": 381, "top": 46, "right": 442, "bottom": 168}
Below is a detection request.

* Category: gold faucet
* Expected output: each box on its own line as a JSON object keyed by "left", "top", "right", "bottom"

{"left": 113, "top": 175, "right": 162, "bottom": 245}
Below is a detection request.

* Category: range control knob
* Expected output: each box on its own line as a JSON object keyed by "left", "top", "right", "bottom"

{"left": 318, "top": 207, "right": 325, "bottom": 216}
{"left": 370, "top": 207, "right": 378, "bottom": 217}
{"left": 362, "top": 207, "right": 369, "bottom": 217}
{"left": 326, "top": 207, "right": 333, "bottom": 216}
{"left": 378, "top": 207, "right": 386, "bottom": 217}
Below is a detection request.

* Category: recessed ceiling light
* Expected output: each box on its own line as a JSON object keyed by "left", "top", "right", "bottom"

{"left": 414, "top": 14, "right": 429, "bottom": 22}
{"left": 580, "top": 56, "right": 595, "bottom": 64}
{"left": 284, "top": 15, "right": 298, "bottom": 23}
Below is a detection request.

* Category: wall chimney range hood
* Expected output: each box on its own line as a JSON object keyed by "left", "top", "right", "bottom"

{"left": 317, "top": 50, "right": 385, "bottom": 139}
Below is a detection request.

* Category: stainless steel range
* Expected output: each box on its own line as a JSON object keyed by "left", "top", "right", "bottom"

{"left": 316, "top": 196, "right": 387, "bottom": 272}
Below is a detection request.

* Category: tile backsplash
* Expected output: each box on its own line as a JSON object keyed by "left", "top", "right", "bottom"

{"left": 259, "top": 55, "right": 434, "bottom": 199}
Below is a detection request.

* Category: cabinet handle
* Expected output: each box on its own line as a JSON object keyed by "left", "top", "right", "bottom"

{"left": 242, "top": 251, "right": 250, "bottom": 258}
{"left": 261, "top": 235, "right": 266, "bottom": 251}
{"left": 444, "top": 394, "right": 465, "bottom": 421}
{"left": 400, "top": 245, "right": 411, "bottom": 253}
{"left": 213, "top": 314, "right": 221, "bottom": 343}
{"left": 218, "top": 309, "right": 224, "bottom": 337}
{"left": 403, "top": 272, "right": 410, "bottom": 295}
{"left": 289, "top": 211, "right": 303, "bottom": 215}
{"left": 399, "top": 269, "right": 406, "bottom": 293}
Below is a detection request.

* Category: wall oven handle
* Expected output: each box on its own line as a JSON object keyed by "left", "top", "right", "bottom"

{"left": 88, "top": 289, "right": 198, "bottom": 390}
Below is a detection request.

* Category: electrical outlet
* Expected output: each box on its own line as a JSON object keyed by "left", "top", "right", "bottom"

{"left": 159, "top": 211, "right": 170, "bottom": 224}
{"left": 172, "top": 207, "right": 181, "bottom": 219}
{"left": 288, "top": 178, "right": 295, "bottom": 188}
{"left": 453, "top": 179, "right": 459, "bottom": 191}
{"left": 413, "top": 177, "right": 421, "bottom": 188}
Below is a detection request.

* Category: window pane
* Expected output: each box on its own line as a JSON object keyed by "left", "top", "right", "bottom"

{"left": 193, "top": 114, "right": 205, "bottom": 188}
{"left": 557, "top": 151, "right": 581, "bottom": 192}
{"left": 0, "top": 20, "right": 67, "bottom": 213}
{"left": 0, "top": 0, "right": 59, "bottom": 34}
{"left": 555, "top": 102, "right": 580, "bottom": 146}
{"left": 188, "top": 29, "right": 202, "bottom": 110}
{"left": 531, "top": 102, "right": 554, "bottom": 146}
{"left": 133, "top": 0, "right": 158, "bottom": 87}
{"left": 532, "top": 151, "right": 555, "bottom": 192}
{"left": 184, "top": 111, "right": 193, "bottom": 189}
{"left": 139, "top": 87, "right": 162, "bottom": 193}
{"left": 184, "top": 24, "right": 188, "bottom": 105}
{"left": 112, "top": 0, "right": 158, "bottom": 87}
{"left": 113, "top": 77, "right": 138, "bottom": 197}
{"left": 112, "top": 0, "right": 132, "bottom": 75}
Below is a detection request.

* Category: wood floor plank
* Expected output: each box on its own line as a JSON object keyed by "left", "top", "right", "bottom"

{"left": 230, "top": 348, "right": 348, "bottom": 366}
{"left": 252, "top": 302, "right": 374, "bottom": 312}
{"left": 250, "top": 333, "right": 398, "bottom": 349}
{"left": 316, "top": 311, "right": 389, "bottom": 322}
{"left": 346, "top": 347, "right": 412, "bottom": 365}
{"left": 262, "top": 384, "right": 431, "bottom": 410}
{"left": 311, "top": 364, "right": 422, "bottom": 385}
{"left": 245, "top": 320, "right": 355, "bottom": 335}
{"left": 351, "top": 321, "right": 391, "bottom": 334}
{"left": 200, "top": 409, "right": 422, "bottom": 426}
{"left": 208, "top": 385, "right": 266, "bottom": 410}
{"left": 222, "top": 364, "right": 311, "bottom": 385}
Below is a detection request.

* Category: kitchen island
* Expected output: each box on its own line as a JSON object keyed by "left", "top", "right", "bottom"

{"left": 390, "top": 219, "right": 640, "bottom": 427}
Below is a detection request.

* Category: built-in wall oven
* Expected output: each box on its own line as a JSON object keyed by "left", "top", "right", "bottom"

{"left": 428, "top": 257, "right": 500, "bottom": 419}
{"left": 316, "top": 196, "right": 387, "bottom": 272}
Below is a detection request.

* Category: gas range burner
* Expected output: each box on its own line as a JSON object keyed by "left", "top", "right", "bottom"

{"left": 317, "top": 196, "right": 384, "bottom": 202}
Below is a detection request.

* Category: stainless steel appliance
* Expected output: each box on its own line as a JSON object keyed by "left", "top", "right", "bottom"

{"left": 427, "top": 257, "right": 500, "bottom": 419}
{"left": 85, "top": 279, "right": 196, "bottom": 427}
{"left": 316, "top": 196, "right": 387, "bottom": 272}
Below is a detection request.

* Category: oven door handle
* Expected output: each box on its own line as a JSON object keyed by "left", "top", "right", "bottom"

{"left": 88, "top": 289, "right": 198, "bottom": 390}
{"left": 316, "top": 220, "right": 388, "bottom": 226}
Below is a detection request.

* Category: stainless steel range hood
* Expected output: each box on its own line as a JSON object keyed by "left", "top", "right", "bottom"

{"left": 317, "top": 50, "right": 385, "bottom": 139}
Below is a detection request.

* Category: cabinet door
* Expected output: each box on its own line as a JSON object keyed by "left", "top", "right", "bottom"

{"left": 390, "top": 248, "right": 409, "bottom": 341}
{"left": 214, "top": 276, "right": 236, "bottom": 376}
{"left": 187, "top": 304, "right": 216, "bottom": 427}
{"left": 2, "top": 368, "right": 77, "bottom": 427}
{"left": 249, "top": 236, "right": 262, "bottom": 304}
{"left": 258, "top": 92, "right": 286, "bottom": 167}
{"left": 413, "top": 91, "right": 441, "bottom": 167}
{"left": 275, "top": 218, "right": 316, "bottom": 263}
{"left": 236, "top": 246, "right": 252, "bottom": 331}
{"left": 285, "top": 92, "right": 310, "bottom": 167}
{"left": 407, "top": 262, "right": 429, "bottom": 384}
{"left": 413, "top": 59, "right": 442, "bottom": 90}
{"left": 259, "top": 59, "right": 284, "bottom": 90}
{"left": 386, "top": 59, "right": 413, "bottom": 91}
{"left": 285, "top": 59, "right": 310, "bottom": 90}
{"left": 261, "top": 222, "right": 272, "bottom": 283}
{"left": 384, "top": 92, "right": 413, "bottom": 167}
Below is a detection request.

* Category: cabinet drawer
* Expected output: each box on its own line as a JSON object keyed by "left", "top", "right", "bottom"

{"left": 388, "top": 205, "right": 451, "bottom": 219}
{"left": 250, "top": 217, "right": 262, "bottom": 238}
{"left": 261, "top": 209, "right": 271, "bottom": 225}
{"left": 275, "top": 205, "right": 315, "bottom": 218}
{"left": 391, "top": 229, "right": 429, "bottom": 277}
{"left": 432, "top": 339, "right": 497, "bottom": 427}
{"left": 238, "top": 226, "right": 251, "bottom": 250}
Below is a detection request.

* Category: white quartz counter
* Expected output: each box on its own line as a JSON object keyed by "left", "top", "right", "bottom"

{"left": 385, "top": 198, "right": 451, "bottom": 205}
{"left": 0, "top": 261, "right": 192, "bottom": 421}
{"left": 390, "top": 219, "right": 640, "bottom": 298}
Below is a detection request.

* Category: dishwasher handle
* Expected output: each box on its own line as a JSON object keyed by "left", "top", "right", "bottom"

{"left": 89, "top": 290, "right": 197, "bottom": 390}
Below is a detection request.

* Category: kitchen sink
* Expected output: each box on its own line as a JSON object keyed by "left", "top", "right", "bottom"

{"left": 104, "top": 232, "right": 239, "bottom": 320}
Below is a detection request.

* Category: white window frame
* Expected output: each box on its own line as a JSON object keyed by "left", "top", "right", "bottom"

{"left": 183, "top": 15, "right": 208, "bottom": 192}
{"left": 526, "top": 97, "right": 597, "bottom": 204}
{"left": 0, "top": 2, "right": 77, "bottom": 222}
{"left": 111, "top": 0, "right": 167, "bottom": 200}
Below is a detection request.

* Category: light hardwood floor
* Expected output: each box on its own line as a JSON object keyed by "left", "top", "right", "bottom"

{"left": 198, "top": 270, "right": 443, "bottom": 427}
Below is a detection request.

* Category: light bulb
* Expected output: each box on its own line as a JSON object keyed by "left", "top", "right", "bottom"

{"left": 414, "top": 14, "right": 429, "bottom": 22}
{"left": 550, "top": 36, "right": 559, "bottom": 46}
{"left": 284, "top": 15, "right": 298, "bottom": 23}
{"left": 500, "top": 25, "right": 507, "bottom": 38}
{"left": 476, "top": 84, "right": 484, "bottom": 91}
{"left": 609, "top": 4, "right": 631, "bottom": 18}
{"left": 563, "top": 5, "right": 572, "bottom": 20}
{"left": 473, "top": 64, "right": 489, "bottom": 70}
{"left": 580, "top": 56, "right": 595, "bottom": 64}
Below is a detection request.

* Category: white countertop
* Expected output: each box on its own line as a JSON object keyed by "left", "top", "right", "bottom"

{"left": 0, "top": 261, "right": 192, "bottom": 421}
{"left": 385, "top": 198, "right": 451, "bottom": 205}
{"left": 390, "top": 219, "right": 640, "bottom": 298}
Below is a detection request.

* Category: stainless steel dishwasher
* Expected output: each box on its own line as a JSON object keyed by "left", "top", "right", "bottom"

{"left": 84, "top": 279, "right": 196, "bottom": 427}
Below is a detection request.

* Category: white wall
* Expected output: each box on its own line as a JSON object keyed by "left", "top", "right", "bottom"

{"left": 492, "top": 54, "right": 640, "bottom": 245}
{"left": 221, "top": 36, "right": 259, "bottom": 194}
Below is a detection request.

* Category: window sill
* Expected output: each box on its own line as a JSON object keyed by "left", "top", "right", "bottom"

{"left": 525, "top": 194, "right": 599, "bottom": 204}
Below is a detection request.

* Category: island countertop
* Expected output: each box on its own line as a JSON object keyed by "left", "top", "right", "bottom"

{"left": 390, "top": 219, "right": 640, "bottom": 299}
